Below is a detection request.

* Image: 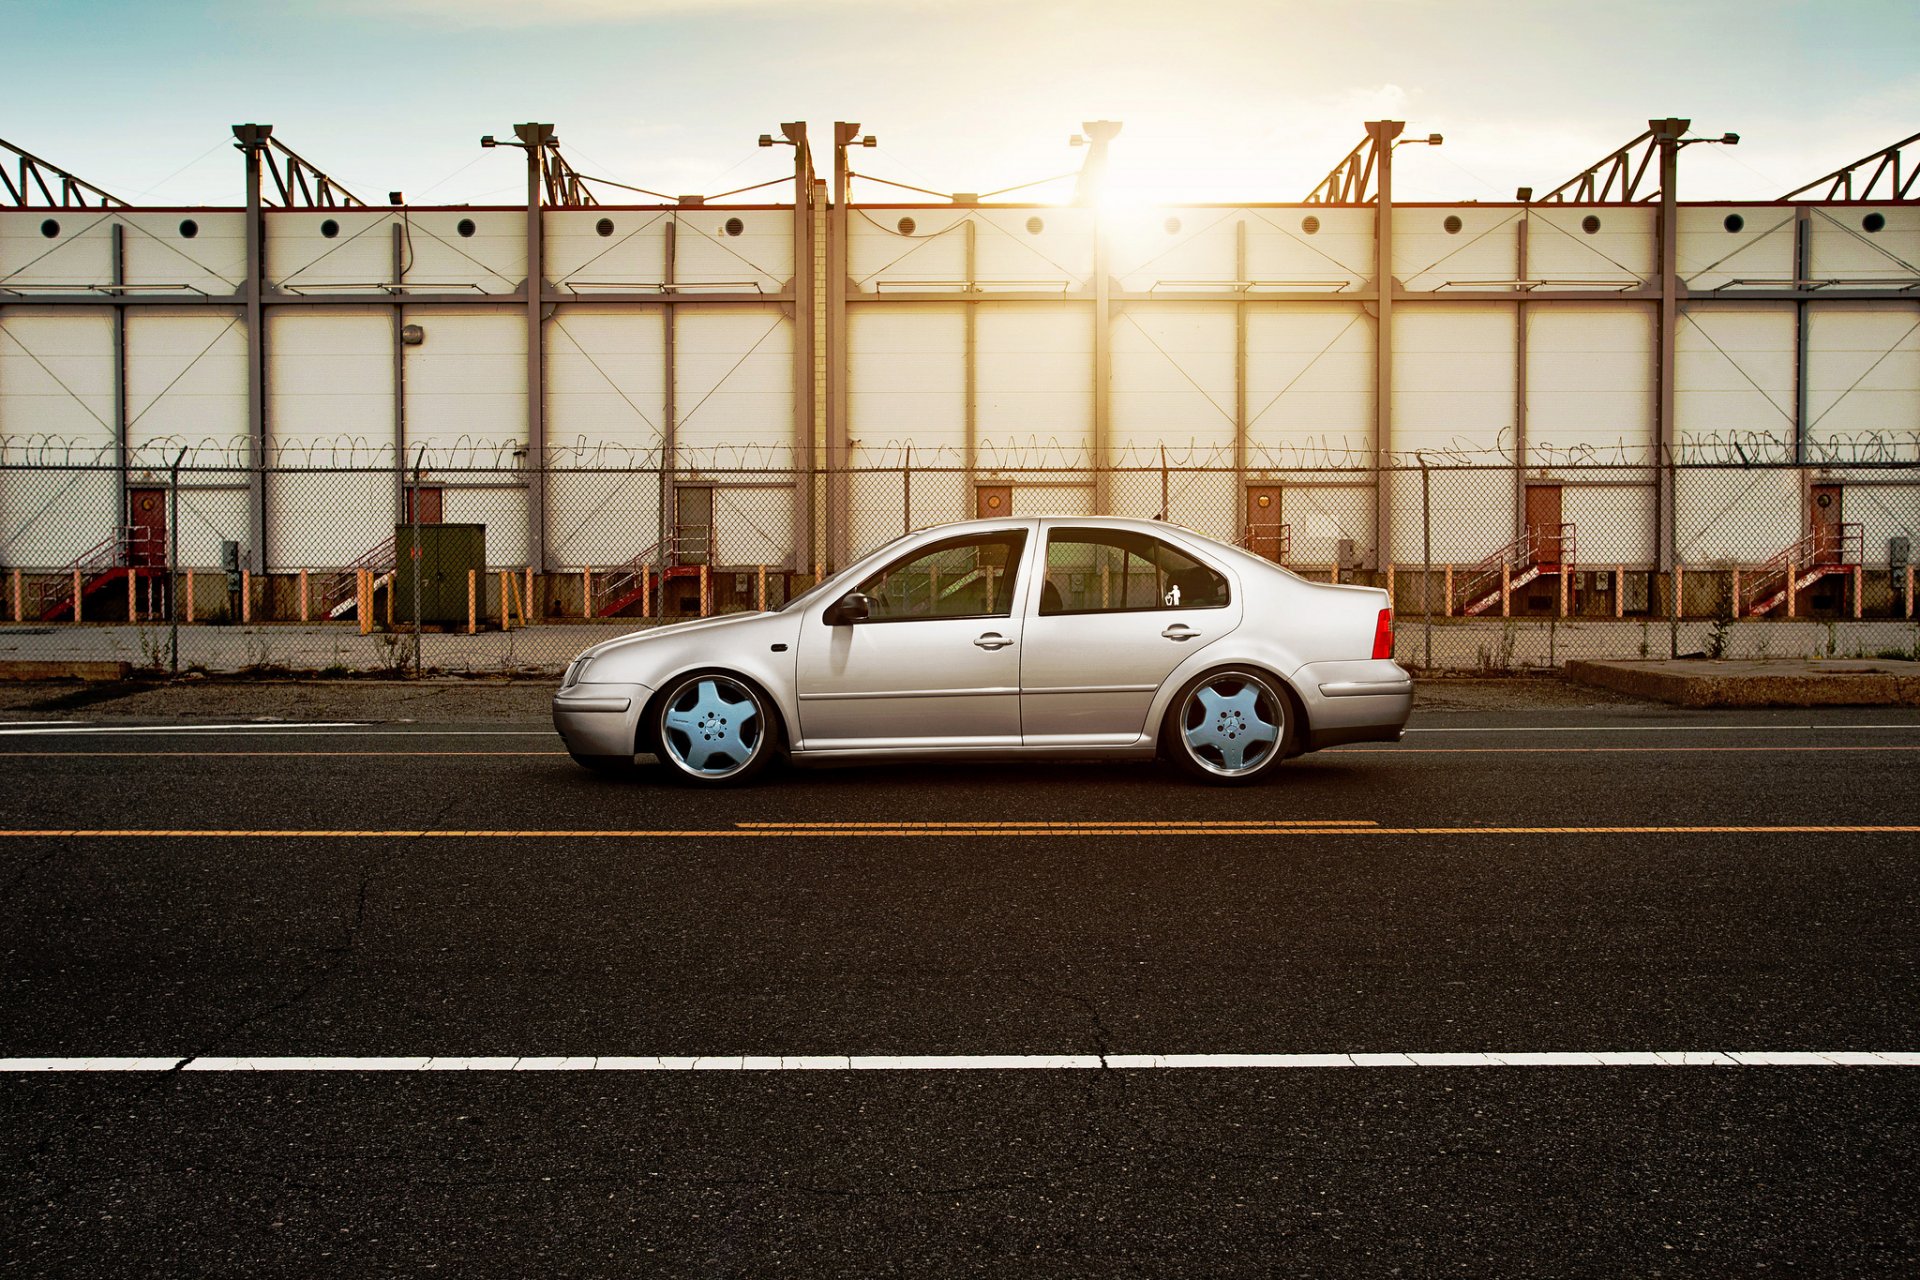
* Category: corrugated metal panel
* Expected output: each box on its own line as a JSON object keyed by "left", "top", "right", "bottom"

{"left": 0, "top": 467, "right": 116, "bottom": 567}
{"left": 973, "top": 209, "right": 1092, "bottom": 292}
{"left": 546, "top": 306, "right": 665, "bottom": 460}
{"left": 1111, "top": 304, "right": 1235, "bottom": 458}
{"left": 714, "top": 486, "right": 795, "bottom": 566}
{"left": 673, "top": 211, "right": 792, "bottom": 293}
{"left": 402, "top": 212, "right": 525, "bottom": 295}
{"left": 0, "top": 309, "right": 115, "bottom": 452}
{"left": 172, "top": 484, "right": 250, "bottom": 568}
{"left": 1392, "top": 303, "right": 1515, "bottom": 458}
{"left": 848, "top": 304, "right": 963, "bottom": 464}
{"left": 1674, "top": 303, "right": 1795, "bottom": 455}
{"left": 1846, "top": 484, "right": 1919, "bottom": 566}
{"left": 544, "top": 209, "right": 669, "bottom": 291}
{"left": 1679, "top": 206, "right": 1795, "bottom": 290}
{"left": 1111, "top": 208, "right": 1238, "bottom": 293}
{"left": 1394, "top": 206, "right": 1521, "bottom": 292}
{"left": 266, "top": 212, "right": 396, "bottom": 293}
{"left": 1246, "top": 208, "right": 1371, "bottom": 292}
{"left": 849, "top": 209, "right": 968, "bottom": 294}
{"left": 266, "top": 309, "right": 392, "bottom": 458}
{"left": 1808, "top": 206, "right": 1920, "bottom": 283}
{"left": 1676, "top": 469, "right": 1797, "bottom": 562}
{"left": 675, "top": 306, "right": 793, "bottom": 462}
{"left": 400, "top": 307, "right": 527, "bottom": 457}
{"left": 1526, "top": 303, "right": 1655, "bottom": 463}
{"left": 122, "top": 213, "right": 245, "bottom": 294}
{"left": 1564, "top": 483, "right": 1654, "bottom": 565}
{"left": 548, "top": 470, "right": 659, "bottom": 569}
{"left": 0, "top": 210, "right": 112, "bottom": 285}
{"left": 1806, "top": 304, "right": 1920, "bottom": 452}
{"left": 1246, "top": 303, "right": 1373, "bottom": 463}
{"left": 265, "top": 471, "right": 390, "bottom": 568}
{"left": 976, "top": 303, "right": 1093, "bottom": 464}
{"left": 126, "top": 308, "right": 248, "bottom": 451}
{"left": 1526, "top": 206, "right": 1653, "bottom": 285}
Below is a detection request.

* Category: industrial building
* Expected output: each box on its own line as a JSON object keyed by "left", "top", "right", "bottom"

{"left": 2, "top": 118, "right": 1916, "bottom": 631}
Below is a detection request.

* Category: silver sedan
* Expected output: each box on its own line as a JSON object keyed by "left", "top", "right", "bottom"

{"left": 553, "top": 516, "right": 1410, "bottom": 785}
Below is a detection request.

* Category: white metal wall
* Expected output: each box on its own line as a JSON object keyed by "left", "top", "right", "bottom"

{"left": 1526, "top": 303, "right": 1655, "bottom": 462}
{"left": 1675, "top": 303, "right": 1796, "bottom": 456}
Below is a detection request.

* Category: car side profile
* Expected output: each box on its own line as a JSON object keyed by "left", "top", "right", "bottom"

{"left": 552, "top": 515, "right": 1411, "bottom": 785}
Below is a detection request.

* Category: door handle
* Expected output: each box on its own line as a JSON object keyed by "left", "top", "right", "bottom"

{"left": 974, "top": 632, "right": 1014, "bottom": 650}
{"left": 1161, "top": 623, "right": 1200, "bottom": 641}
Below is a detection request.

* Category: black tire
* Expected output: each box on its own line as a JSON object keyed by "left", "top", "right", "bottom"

{"left": 651, "top": 671, "right": 780, "bottom": 787}
{"left": 569, "top": 751, "right": 636, "bottom": 776}
{"left": 1161, "top": 667, "right": 1293, "bottom": 785}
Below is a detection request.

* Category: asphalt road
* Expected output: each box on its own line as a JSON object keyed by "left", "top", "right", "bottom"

{"left": 3, "top": 701, "right": 1919, "bottom": 1275}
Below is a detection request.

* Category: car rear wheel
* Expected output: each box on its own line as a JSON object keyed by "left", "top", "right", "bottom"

{"left": 653, "top": 672, "right": 777, "bottom": 786}
{"left": 1163, "top": 668, "right": 1291, "bottom": 784}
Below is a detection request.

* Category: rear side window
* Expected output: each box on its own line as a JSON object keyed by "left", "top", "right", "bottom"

{"left": 1039, "top": 529, "right": 1228, "bottom": 615}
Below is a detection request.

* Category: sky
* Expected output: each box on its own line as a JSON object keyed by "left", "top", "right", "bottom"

{"left": 3, "top": 0, "right": 1917, "bottom": 208}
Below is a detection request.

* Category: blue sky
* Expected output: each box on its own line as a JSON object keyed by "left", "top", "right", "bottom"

{"left": 4, "top": 0, "right": 1917, "bottom": 207}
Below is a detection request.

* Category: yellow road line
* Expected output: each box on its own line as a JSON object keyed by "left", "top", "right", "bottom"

{"left": 0, "top": 751, "right": 568, "bottom": 758}
{"left": 1, "top": 825, "right": 1917, "bottom": 839}
{"left": 737, "top": 819, "right": 1380, "bottom": 829}
{"left": 1328, "top": 745, "right": 1920, "bottom": 754}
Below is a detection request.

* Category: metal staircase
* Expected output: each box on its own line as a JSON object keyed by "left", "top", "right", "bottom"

{"left": 320, "top": 536, "right": 397, "bottom": 620}
{"left": 1743, "top": 524, "right": 1860, "bottom": 616}
{"left": 33, "top": 525, "right": 162, "bottom": 621}
{"left": 1454, "top": 523, "right": 1575, "bottom": 616}
{"left": 1239, "top": 522, "right": 1291, "bottom": 563}
{"left": 592, "top": 524, "right": 716, "bottom": 617}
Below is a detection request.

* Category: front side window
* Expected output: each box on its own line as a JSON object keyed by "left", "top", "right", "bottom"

{"left": 1039, "top": 529, "right": 1228, "bottom": 615}
{"left": 855, "top": 530, "right": 1027, "bottom": 621}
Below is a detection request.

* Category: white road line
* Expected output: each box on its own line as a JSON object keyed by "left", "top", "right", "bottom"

{"left": 2, "top": 1052, "right": 1917, "bottom": 1072}
{"left": 1406, "top": 724, "right": 1920, "bottom": 734}
{"left": 0, "top": 722, "right": 366, "bottom": 736}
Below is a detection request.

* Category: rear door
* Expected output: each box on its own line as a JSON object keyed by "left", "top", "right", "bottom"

{"left": 1019, "top": 524, "right": 1241, "bottom": 746}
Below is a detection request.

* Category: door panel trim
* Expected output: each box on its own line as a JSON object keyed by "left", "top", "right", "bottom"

{"left": 800, "top": 686, "right": 1019, "bottom": 701}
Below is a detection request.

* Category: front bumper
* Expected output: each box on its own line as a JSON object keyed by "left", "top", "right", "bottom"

{"left": 1294, "top": 659, "right": 1413, "bottom": 752}
{"left": 552, "top": 682, "right": 653, "bottom": 759}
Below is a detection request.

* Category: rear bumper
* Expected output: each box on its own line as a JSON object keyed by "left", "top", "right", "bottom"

{"left": 552, "top": 682, "right": 652, "bottom": 759}
{"left": 1294, "top": 659, "right": 1412, "bottom": 753}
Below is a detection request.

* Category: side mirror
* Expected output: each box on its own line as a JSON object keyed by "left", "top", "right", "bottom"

{"left": 826, "top": 591, "right": 872, "bottom": 625}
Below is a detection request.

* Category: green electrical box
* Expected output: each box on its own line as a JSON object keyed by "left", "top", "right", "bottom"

{"left": 393, "top": 523, "right": 485, "bottom": 625}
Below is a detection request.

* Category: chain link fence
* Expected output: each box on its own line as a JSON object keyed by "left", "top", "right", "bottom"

{"left": 2, "top": 459, "right": 1915, "bottom": 675}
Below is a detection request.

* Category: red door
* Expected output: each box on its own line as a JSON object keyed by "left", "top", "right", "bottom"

{"left": 1810, "top": 485, "right": 1842, "bottom": 564}
{"left": 404, "top": 486, "right": 443, "bottom": 524}
{"left": 1247, "top": 486, "right": 1285, "bottom": 561}
{"left": 976, "top": 486, "right": 1011, "bottom": 520}
{"left": 1525, "top": 485, "right": 1563, "bottom": 566}
{"left": 127, "top": 489, "right": 166, "bottom": 566}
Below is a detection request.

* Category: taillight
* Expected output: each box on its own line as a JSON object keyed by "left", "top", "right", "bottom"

{"left": 1371, "top": 607, "right": 1394, "bottom": 660}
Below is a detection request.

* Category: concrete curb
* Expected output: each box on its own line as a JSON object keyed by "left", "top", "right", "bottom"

{"left": 0, "top": 660, "right": 131, "bottom": 682}
{"left": 1566, "top": 659, "right": 1920, "bottom": 708}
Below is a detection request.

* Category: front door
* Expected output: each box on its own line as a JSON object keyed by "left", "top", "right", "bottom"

{"left": 976, "top": 485, "right": 1011, "bottom": 520}
{"left": 1810, "top": 485, "right": 1843, "bottom": 564}
{"left": 1021, "top": 525, "right": 1241, "bottom": 745}
{"left": 1525, "top": 484, "right": 1563, "bottom": 565}
{"left": 795, "top": 527, "right": 1030, "bottom": 750}
{"left": 127, "top": 489, "right": 166, "bottom": 567}
{"left": 1246, "top": 486, "right": 1284, "bottom": 561}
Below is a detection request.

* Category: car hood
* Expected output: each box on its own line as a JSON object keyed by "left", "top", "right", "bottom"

{"left": 584, "top": 610, "right": 769, "bottom": 659}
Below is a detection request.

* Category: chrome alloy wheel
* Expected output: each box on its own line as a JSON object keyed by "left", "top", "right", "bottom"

{"left": 1175, "top": 671, "right": 1285, "bottom": 780}
{"left": 658, "top": 674, "right": 767, "bottom": 782}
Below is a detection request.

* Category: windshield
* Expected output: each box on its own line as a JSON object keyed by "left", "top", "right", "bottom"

{"left": 777, "top": 532, "right": 919, "bottom": 613}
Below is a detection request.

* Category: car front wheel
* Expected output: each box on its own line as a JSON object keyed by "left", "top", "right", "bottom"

{"left": 652, "top": 672, "right": 777, "bottom": 786}
{"left": 1163, "top": 668, "right": 1291, "bottom": 784}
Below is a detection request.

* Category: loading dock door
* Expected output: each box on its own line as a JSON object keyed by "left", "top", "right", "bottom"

{"left": 1247, "top": 486, "right": 1284, "bottom": 561}
{"left": 1811, "top": 485, "right": 1843, "bottom": 563}
{"left": 403, "top": 486, "right": 444, "bottom": 525}
{"left": 1525, "top": 484, "right": 1563, "bottom": 564}
{"left": 128, "top": 489, "right": 166, "bottom": 566}
{"left": 976, "top": 486, "right": 1011, "bottom": 520}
